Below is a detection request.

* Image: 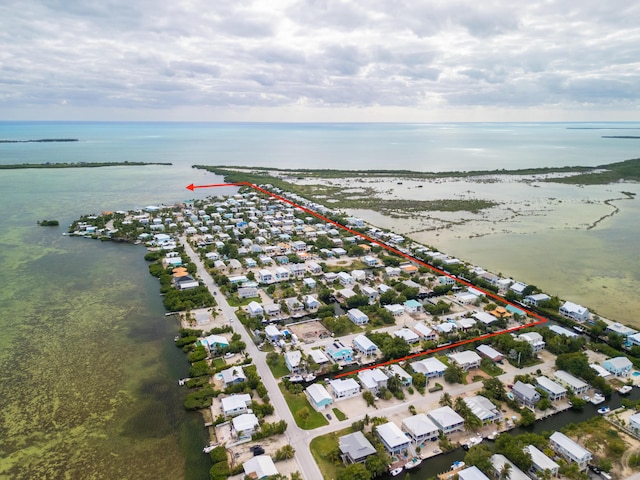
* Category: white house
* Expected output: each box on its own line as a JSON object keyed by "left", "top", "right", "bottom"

{"left": 509, "top": 281, "right": 528, "bottom": 296}
{"left": 257, "top": 269, "right": 274, "bottom": 284}
{"left": 414, "top": 323, "right": 437, "bottom": 341}
{"left": 458, "top": 466, "right": 491, "bottom": 480}
{"left": 394, "top": 328, "right": 420, "bottom": 344}
{"left": 337, "top": 271, "right": 354, "bottom": 286}
{"left": 525, "top": 445, "right": 560, "bottom": 478}
{"left": 285, "top": 350, "right": 303, "bottom": 373}
{"left": 464, "top": 395, "right": 503, "bottom": 424}
{"left": 221, "top": 393, "right": 252, "bottom": 417}
{"left": 305, "top": 383, "right": 333, "bottom": 411}
{"left": 524, "top": 293, "right": 551, "bottom": 306}
{"left": 404, "top": 299, "right": 423, "bottom": 313}
{"left": 328, "top": 378, "right": 361, "bottom": 400}
{"left": 473, "top": 311, "right": 498, "bottom": 326}
{"left": 358, "top": 368, "right": 388, "bottom": 394}
{"left": 518, "top": 332, "right": 546, "bottom": 352}
{"left": 384, "top": 304, "right": 405, "bottom": 316}
{"left": 476, "top": 344, "right": 503, "bottom": 362}
{"left": 536, "top": 376, "right": 567, "bottom": 401}
{"left": 264, "top": 324, "right": 282, "bottom": 342}
{"left": 221, "top": 366, "right": 246, "bottom": 386}
{"left": 348, "top": 308, "right": 369, "bottom": 325}
{"left": 232, "top": 413, "right": 259, "bottom": 440}
{"left": 428, "top": 406, "right": 465, "bottom": 434}
{"left": 630, "top": 412, "right": 640, "bottom": 435}
{"left": 490, "top": 454, "right": 530, "bottom": 480}
{"left": 243, "top": 455, "right": 278, "bottom": 480}
{"left": 303, "top": 295, "right": 320, "bottom": 311}
{"left": 559, "top": 301, "right": 590, "bottom": 322}
{"left": 376, "top": 422, "right": 411, "bottom": 455}
{"left": 401, "top": 414, "right": 439, "bottom": 444}
{"left": 353, "top": 335, "right": 378, "bottom": 356}
{"left": 386, "top": 364, "right": 413, "bottom": 386}
{"left": 449, "top": 350, "right": 482, "bottom": 370}
{"left": 549, "top": 431, "right": 592, "bottom": 471}
{"left": 275, "top": 266, "right": 289, "bottom": 281}
{"left": 412, "top": 357, "right": 447, "bottom": 378}
{"left": 308, "top": 349, "right": 329, "bottom": 366}
{"left": 361, "top": 286, "right": 379, "bottom": 304}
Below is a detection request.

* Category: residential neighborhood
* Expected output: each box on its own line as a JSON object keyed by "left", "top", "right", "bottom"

{"left": 71, "top": 185, "right": 640, "bottom": 480}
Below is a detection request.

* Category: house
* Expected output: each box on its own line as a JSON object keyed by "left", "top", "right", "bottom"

{"left": 630, "top": 412, "right": 640, "bottom": 435}
{"left": 463, "top": 395, "right": 503, "bottom": 424}
{"left": 412, "top": 357, "right": 447, "bottom": 378}
{"left": 384, "top": 304, "right": 405, "bottom": 316}
{"left": 353, "top": 335, "right": 378, "bottom": 356}
{"left": 457, "top": 466, "right": 491, "bottom": 480}
{"left": 401, "top": 414, "right": 439, "bottom": 444}
{"left": 285, "top": 350, "right": 303, "bottom": 373}
{"left": 449, "top": 351, "right": 482, "bottom": 370}
{"left": 376, "top": 422, "right": 411, "bottom": 454}
{"left": 512, "top": 381, "right": 540, "bottom": 408}
{"left": 438, "top": 275, "right": 456, "bottom": 285}
{"left": 175, "top": 275, "right": 200, "bottom": 290}
{"left": 456, "top": 292, "right": 479, "bottom": 305}
{"left": 264, "top": 325, "right": 282, "bottom": 342}
{"left": 524, "top": 293, "right": 551, "bottom": 306}
{"left": 232, "top": 413, "right": 259, "bottom": 440}
{"left": 247, "top": 301, "right": 265, "bottom": 318}
{"left": 490, "top": 454, "right": 530, "bottom": 480}
{"left": 549, "top": 325, "right": 578, "bottom": 338}
{"left": 305, "top": 383, "right": 333, "bottom": 411}
{"left": 275, "top": 266, "right": 289, "bottom": 281}
{"left": 238, "top": 286, "right": 259, "bottom": 299}
{"left": 518, "top": 332, "right": 546, "bottom": 352}
{"left": 436, "top": 322, "right": 457, "bottom": 334}
{"left": 303, "top": 277, "right": 317, "bottom": 289}
{"left": 257, "top": 269, "right": 274, "bottom": 284}
{"left": 337, "top": 272, "right": 354, "bottom": 286}
{"left": 559, "top": 301, "right": 590, "bottom": 322}
{"left": 339, "top": 431, "right": 377, "bottom": 464}
{"left": 303, "top": 295, "right": 320, "bottom": 311}
{"left": 347, "top": 308, "right": 369, "bottom": 325}
{"left": 289, "top": 263, "right": 307, "bottom": 278}
{"left": 476, "top": 344, "right": 503, "bottom": 362}
{"left": 428, "top": 406, "right": 465, "bottom": 434}
{"left": 351, "top": 270, "right": 366, "bottom": 282}
{"left": 308, "top": 349, "right": 329, "bottom": 366}
{"left": 386, "top": 364, "right": 413, "bottom": 386}
{"left": 286, "top": 298, "right": 304, "bottom": 313}
{"left": 361, "top": 286, "right": 378, "bottom": 304}
{"left": 363, "top": 255, "right": 378, "bottom": 267}
{"left": 509, "top": 281, "right": 528, "bottom": 296}
{"left": 525, "top": 445, "right": 560, "bottom": 478}
{"left": 264, "top": 303, "right": 281, "bottom": 317}
{"left": 221, "top": 393, "right": 252, "bottom": 417}
{"left": 456, "top": 318, "right": 476, "bottom": 330}
{"left": 328, "top": 378, "right": 361, "bottom": 400}
{"left": 472, "top": 311, "right": 498, "bottom": 326}
{"left": 244, "top": 258, "right": 257, "bottom": 268}
{"left": 536, "top": 376, "right": 567, "bottom": 401}
{"left": 385, "top": 266, "right": 401, "bottom": 277}
{"left": 307, "top": 261, "right": 323, "bottom": 275}
{"left": 414, "top": 323, "right": 437, "bottom": 341}
{"left": 325, "top": 341, "right": 354, "bottom": 362}
{"left": 549, "top": 431, "right": 592, "bottom": 471}
{"left": 358, "top": 368, "right": 388, "bottom": 394}
{"left": 602, "top": 356, "right": 633, "bottom": 377}
{"left": 200, "top": 334, "right": 229, "bottom": 352}
{"left": 220, "top": 366, "right": 246, "bottom": 386}
{"left": 394, "top": 328, "right": 420, "bottom": 344}
{"left": 590, "top": 363, "right": 612, "bottom": 379}
{"left": 606, "top": 322, "right": 638, "bottom": 339}
{"left": 404, "top": 299, "right": 423, "bottom": 313}
{"left": 554, "top": 370, "right": 589, "bottom": 395}
{"left": 243, "top": 455, "right": 278, "bottom": 480}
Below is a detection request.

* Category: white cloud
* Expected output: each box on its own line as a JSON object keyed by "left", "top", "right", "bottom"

{"left": 1, "top": 0, "right": 639, "bottom": 120}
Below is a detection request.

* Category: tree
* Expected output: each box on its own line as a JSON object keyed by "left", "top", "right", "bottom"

{"left": 365, "top": 453, "right": 388, "bottom": 477}
{"left": 464, "top": 445, "right": 493, "bottom": 473}
{"left": 274, "top": 444, "right": 295, "bottom": 461}
{"left": 444, "top": 363, "right": 464, "bottom": 384}
{"left": 499, "top": 462, "right": 512, "bottom": 480}
{"left": 411, "top": 372, "right": 427, "bottom": 390}
{"left": 336, "top": 463, "right": 371, "bottom": 480}
{"left": 481, "top": 377, "right": 506, "bottom": 402}
{"left": 439, "top": 392, "right": 452, "bottom": 407}
{"left": 363, "top": 390, "right": 376, "bottom": 407}
{"left": 518, "top": 408, "right": 536, "bottom": 427}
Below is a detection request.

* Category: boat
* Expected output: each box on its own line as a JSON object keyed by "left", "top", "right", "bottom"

{"left": 590, "top": 393, "right": 605, "bottom": 405}
{"left": 404, "top": 457, "right": 422, "bottom": 470}
{"left": 451, "top": 461, "right": 466, "bottom": 471}
{"left": 288, "top": 375, "right": 303, "bottom": 383}
{"left": 619, "top": 385, "right": 633, "bottom": 395}
{"left": 487, "top": 431, "right": 498, "bottom": 441}
{"left": 303, "top": 373, "right": 316, "bottom": 382}
{"left": 390, "top": 467, "right": 403, "bottom": 476}
{"left": 598, "top": 406, "right": 611, "bottom": 414}
{"left": 506, "top": 392, "right": 515, "bottom": 401}
{"left": 178, "top": 378, "right": 190, "bottom": 386}
{"left": 573, "top": 325, "right": 586, "bottom": 333}
{"left": 203, "top": 445, "right": 216, "bottom": 453}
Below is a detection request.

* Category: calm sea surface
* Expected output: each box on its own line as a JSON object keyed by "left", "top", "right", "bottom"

{"left": 1, "top": 121, "right": 639, "bottom": 479}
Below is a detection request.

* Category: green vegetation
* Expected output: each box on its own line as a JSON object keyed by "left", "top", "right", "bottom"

{"left": 479, "top": 357, "right": 504, "bottom": 376}
{"left": 208, "top": 447, "right": 230, "bottom": 480}
{"left": 266, "top": 352, "right": 291, "bottom": 378}
{"left": 310, "top": 427, "right": 351, "bottom": 480}
{"left": 37, "top": 219, "right": 59, "bottom": 226}
{"left": 332, "top": 407, "right": 347, "bottom": 421}
{"left": 279, "top": 384, "right": 328, "bottom": 429}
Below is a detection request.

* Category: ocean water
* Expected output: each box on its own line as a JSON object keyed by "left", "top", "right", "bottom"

{"left": 1, "top": 121, "right": 639, "bottom": 479}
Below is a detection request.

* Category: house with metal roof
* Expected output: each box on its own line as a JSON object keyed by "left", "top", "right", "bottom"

{"left": 325, "top": 341, "right": 354, "bottom": 362}
{"left": 602, "top": 356, "right": 633, "bottom": 377}
{"left": 220, "top": 366, "right": 246, "bottom": 386}
{"left": 347, "top": 308, "right": 369, "bottom": 325}
{"left": 476, "top": 344, "right": 503, "bottom": 362}
{"left": 525, "top": 445, "right": 560, "bottom": 478}
{"left": 358, "top": 368, "right": 388, "bottom": 394}
{"left": 305, "top": 383, "right": 333, "bottom": 411}
{"left": 328, "top": 378, "right": 361, "bottom": 400}
{"left": 376, "top": 422, "right": 411, "bottom": 454}
{"left": 559, "top": 301, "right": 590, "bottom": 322}
{"left": 473, "top": 311, "right": 498, "bottom": 326}
{"left": 412, "top": 357, "right": 447, "bottom": 378}
{"left": 339, "top": 431, "right": 377, "bottom": 464}
{"left": 449, "top": 350, "right": 482, "bottom": 370}
{"left": 308, "top": 349, "right": 329, "bottom": 366}
{"left": 232, "top": 413, "right": 259, "bottom": 440}
{"left": 518, "top": 332, "right": 546, "bottom": 352}
{"left": 402, "top": 414, "right": 439, "bottom": 444}
{"left": 457, "top": 466, "right": 491, "bottom": 480}
{"left": 524, "top": 293, "right": 551, "bottom": 306}
{"left": 221, "top": 393, "right": 252, "bottom": 417}
{"left": 549, "top": 431, "right": 592, "bottom": 471}
{"left": 463, "top": 395, "right": 502, "bottom": 425}
{"left": 394, "top": 328, "right": 420, "bottom": 344}
{"left": 413, "top": 322, "right": 437, "bottom": 341}
{"left": 428, "top": 406, "right": 465, "bottom": 434}
{"left": 536, "top": 376, "right": 567, "bottom": 401}
{"left": 386, "top": 364, "right": 413, "bottom": 386}
{"left": 512, "top": 381, "right": 540, "bottom": 408}
{"left": 553, "top": 370, "right": 589, "bottom": 395}
{"left": 353, "top": 335, "right": 378, "bottom": 356}
{"left": 285, "top": 350, "right": 303, "bottom": 373}
{"left": 490, "top": 454, "right": 530, "bottom": 480}
{"left": 549, "top": 324, "right": 578, "bottom": 338}
{"left": 404, "top": 299, "right": 423, "bottom": 313}
{"left": 243, "top": 455, "right": 279, "bottom": 479}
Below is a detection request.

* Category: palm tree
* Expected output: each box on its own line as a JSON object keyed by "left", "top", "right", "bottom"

{"left": 439, "top": 392, "right": 452, "bottom": 407}
{"left": 500, "top": 462, "right": 512, "bottom": 480}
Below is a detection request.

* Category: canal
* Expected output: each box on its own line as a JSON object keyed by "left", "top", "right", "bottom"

{"left": 381, "top": 388, "right": 640, "bottom": 479}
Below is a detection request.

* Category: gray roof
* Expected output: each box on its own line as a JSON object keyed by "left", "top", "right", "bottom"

{"left": 339, "top": 431, "right": 376, "bottom": 460}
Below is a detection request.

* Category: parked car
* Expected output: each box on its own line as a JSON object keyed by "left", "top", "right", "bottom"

{"left": 325, "top": 413, "right": 332, "bottom": 420}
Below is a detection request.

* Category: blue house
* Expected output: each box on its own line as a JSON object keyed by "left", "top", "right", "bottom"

{"left": 602, "top": 356, "right": 633, "bottom": 377}
{"left": 325, "top": 341, "right": 354, "bottom": 362}
{"left": 353, "top": 335, "right": 377, "bottom": 356}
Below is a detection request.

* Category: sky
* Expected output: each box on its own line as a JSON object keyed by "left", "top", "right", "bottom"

{"left": 1, "top": 0, "right": 639, "bottom": 122}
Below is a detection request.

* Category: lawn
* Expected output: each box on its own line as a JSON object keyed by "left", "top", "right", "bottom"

{"left": 226, "top": 295, "right": 261, "bottom": 307}
{"left": 332, "top": 407, "right": 347, "bottom": 421}
{"left": 211, "top": 357, "right": 226, "bottom": 369}
{"left": 309, "top": 427, "right": 352, "bottom": 480}
{"left": 279, "top": 384, "right": 328, "bottom": 430}
{"left": 267, "top": 355, "right": 290, "bottom": 378}
{"left": 480, "top": 360, "right": 504, "bottom": 377}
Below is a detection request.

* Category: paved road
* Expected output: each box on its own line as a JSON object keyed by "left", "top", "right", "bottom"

{"left": 180, "top": 238, "right": 323, "bottom": 480}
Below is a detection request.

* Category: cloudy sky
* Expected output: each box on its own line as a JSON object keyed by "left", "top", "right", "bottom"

{"left": 1, "top": 0, "right": 639, "bottom": 121}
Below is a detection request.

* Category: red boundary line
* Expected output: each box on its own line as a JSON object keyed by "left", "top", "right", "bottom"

{"left": 188, "top": 181, "right": 547, "bottom": 377}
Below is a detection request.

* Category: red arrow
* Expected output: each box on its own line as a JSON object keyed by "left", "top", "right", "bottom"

{"left": 186, "top": 182, "right": 245, "bottom": 191}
